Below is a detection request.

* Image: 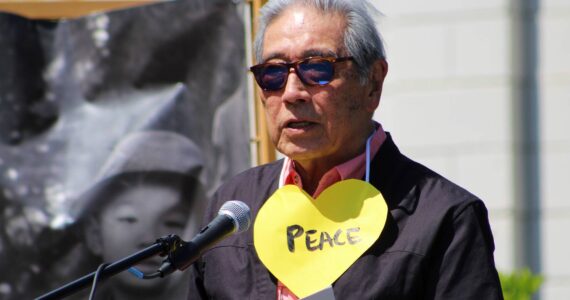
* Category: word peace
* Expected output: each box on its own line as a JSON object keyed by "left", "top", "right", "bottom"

{"left": 286, "top": 224, "right": 361, "bottom": 252}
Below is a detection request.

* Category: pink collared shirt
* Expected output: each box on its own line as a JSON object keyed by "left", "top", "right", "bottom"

{"left": 276, "top": 122, "right": 387, "bottom": 300}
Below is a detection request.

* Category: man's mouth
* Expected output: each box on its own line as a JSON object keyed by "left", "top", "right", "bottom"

{"left": 287, "top": 121, "right": 315, "bottom": 129}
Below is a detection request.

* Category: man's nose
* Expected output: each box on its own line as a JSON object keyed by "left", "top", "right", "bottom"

{"left": 281, "top": 69, "right": 310, "bottom": 104}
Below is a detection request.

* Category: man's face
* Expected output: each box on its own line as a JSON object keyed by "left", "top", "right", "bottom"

{"left": 260, "top": 5, "right": 383, "bottom": 169}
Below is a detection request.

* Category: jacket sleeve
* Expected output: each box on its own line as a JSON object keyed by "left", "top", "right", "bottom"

{"left": 426, "top": 201, "right": 504, "bottom": 300}
{"left": 187, "top": 257, "right": 208, "bottom": 299}
{"left": 186, "top": 189, "right": 221, "bottom": 300}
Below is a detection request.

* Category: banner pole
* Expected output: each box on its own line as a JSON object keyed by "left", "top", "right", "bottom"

{"left": 249, "top": 0, "right": 276, "bottom": 165}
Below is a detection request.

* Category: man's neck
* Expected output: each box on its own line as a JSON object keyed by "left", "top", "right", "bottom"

{"left": 290, "top": 161, "right": 327, "bottom": 196}
{"left": 292, "top": 128, "right": 373, "bottom": 195}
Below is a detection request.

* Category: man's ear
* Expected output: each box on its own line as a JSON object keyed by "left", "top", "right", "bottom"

{"left": 365, "top": 59, "right": 388, "bottom": 113}
{"left": 84, "top": 217, "right": 103, "bottom": 256}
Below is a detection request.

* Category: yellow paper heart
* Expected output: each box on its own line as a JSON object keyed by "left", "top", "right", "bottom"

{"left": 254, "top": 179, "right": 388, "bottom": 299}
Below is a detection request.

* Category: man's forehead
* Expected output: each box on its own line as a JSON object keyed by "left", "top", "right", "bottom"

{"left": 291, "top": 9, "right": 305, "bottom": 25}
{"left": 260, "top": 4, "right": 346, "bottom": 62}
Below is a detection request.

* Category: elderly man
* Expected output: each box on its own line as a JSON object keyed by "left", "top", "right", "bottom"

{"left": 188, "top": 0, "right": 503, "bottom": 299}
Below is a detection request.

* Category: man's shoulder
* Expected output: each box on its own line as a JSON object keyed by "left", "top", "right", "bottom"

{"left": 211, "top": 159, "right": 284, "bottom": 206}
{"left": 220, "top": 159, "right": 283, "bottom": 188}
{"left": 376, "top": 135, "right": 482, "bottom": 208}
{"left": 401, "top": 155, "right": 485, "bottom": 215}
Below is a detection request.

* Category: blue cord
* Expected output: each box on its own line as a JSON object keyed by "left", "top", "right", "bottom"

{"left": 128, "top": 267, "right": 144, "bottom": 279}
{"left": 128, "top": 266, "right": 162, "bottom": 279}
{"left": 365, "top": 128, "right": 375, "bottom": 183}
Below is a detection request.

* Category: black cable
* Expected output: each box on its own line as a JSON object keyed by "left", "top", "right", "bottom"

{"left": 88, "top": 263, "right": 109, "bottom": 300}
{"left": 141, "top": 271, "right": 162, "bottom": 279}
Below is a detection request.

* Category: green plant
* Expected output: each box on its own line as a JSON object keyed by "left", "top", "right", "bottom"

{"left": 499, "top": 268, "right": 543, "bottom": 300}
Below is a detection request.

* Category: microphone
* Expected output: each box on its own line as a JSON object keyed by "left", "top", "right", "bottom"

{"left": 158, "top": 200, "right": 251, "bottom": 276}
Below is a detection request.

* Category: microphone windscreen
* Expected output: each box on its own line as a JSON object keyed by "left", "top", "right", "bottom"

{"left": 219, "top": 200, "right": 251, "bottom": 233}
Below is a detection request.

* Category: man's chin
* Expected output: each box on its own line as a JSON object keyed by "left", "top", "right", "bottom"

{"left": 282, "top": 150, "right": 317, "bottom": 163}
{"left": 277, "top": 142, "right": 324, "bottom": 160}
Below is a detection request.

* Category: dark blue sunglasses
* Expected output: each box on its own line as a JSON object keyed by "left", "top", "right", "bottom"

{"left": 249, "top": 56, "right": 353, "bottom": 91}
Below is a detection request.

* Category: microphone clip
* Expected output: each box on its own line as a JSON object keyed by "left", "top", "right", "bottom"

{"left": 158, "top": 238, "right": 200, "bottom": 277}
{"left": 127, "top": 234, "right": 185, "bottom": 280}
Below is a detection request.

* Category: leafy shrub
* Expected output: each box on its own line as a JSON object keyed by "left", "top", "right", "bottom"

{"left": 499, "top": 268, "right": 543, "bottom": 300}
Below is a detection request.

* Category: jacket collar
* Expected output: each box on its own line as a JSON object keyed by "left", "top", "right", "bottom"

{"left": 369, "top": 132, "right": 420, "bottom": 215}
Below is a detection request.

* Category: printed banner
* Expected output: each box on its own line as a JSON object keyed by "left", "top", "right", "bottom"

{"left": 0, "top": 1, "right": 249, "bottom": 299}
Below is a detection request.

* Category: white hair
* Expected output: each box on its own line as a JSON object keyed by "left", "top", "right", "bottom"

{"left": 253, "top": 0, "right": 386, "bottom": 84}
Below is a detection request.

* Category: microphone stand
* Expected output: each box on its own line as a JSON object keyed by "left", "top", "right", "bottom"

{"left": 35, "top": 234, "right": 183, "bottom": 300}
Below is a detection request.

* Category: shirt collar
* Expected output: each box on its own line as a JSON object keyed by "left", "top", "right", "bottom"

{"left": 278, "top": 122, "right": 387, "bottom": 197}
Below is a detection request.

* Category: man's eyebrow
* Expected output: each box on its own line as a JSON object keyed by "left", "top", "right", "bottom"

{"left": 261, "top": 52, "right": 287, "bottom": 63}
{"left": 261, "top": 49, "right": 339, "bottom": 63}
{"left": 302, "top": 49, "right": 338, "bottom": 58}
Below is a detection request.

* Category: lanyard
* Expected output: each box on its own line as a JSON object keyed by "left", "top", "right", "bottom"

{"left": 365, "top": 128, "right": 375, "bottom": 183}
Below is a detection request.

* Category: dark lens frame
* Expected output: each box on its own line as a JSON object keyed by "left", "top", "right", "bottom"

{"left": 249, "top": 56, "right": 353, "bottom": 91}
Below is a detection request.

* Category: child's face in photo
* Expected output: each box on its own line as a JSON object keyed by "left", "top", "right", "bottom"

{"left": 96, "top": 182, "right": 189, "bottom": 288}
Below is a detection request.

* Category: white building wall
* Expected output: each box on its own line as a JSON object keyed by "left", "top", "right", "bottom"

{"left": 371, "top": 0, "right": 515, "bottom": 271}
{"left": 366, "top": 0, "right": 536, "bottom": 296}
{"left": 370, "top": 0, "right": 569, "bottom": 298}
{"left": 540, "top": 0, "right": 570, "bottom": 299}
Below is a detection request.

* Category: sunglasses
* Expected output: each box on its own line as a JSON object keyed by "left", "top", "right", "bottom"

{"left": 249, "top": 56, "right": 354, "bottom": 91}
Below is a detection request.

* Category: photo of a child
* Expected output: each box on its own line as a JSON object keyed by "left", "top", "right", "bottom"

{"left": 70, "top": 130, "right": 207, "bottom": 299}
